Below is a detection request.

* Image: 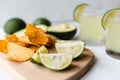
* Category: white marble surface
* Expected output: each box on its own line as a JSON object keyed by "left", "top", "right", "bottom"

{"left": 0, "top": 22, "right": 120, "bottom": 80}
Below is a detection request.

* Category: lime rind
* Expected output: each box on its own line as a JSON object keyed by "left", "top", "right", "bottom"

{"left": 102, "top": 8, "right": 120, "bottom": 30}
{"left": 73, "top": 3, "right": 89, "bottom": 22}
{"left": 40, "top": 54, "right": 73, "bottom": 70}
{"left": 73, "top": 42, "right": 84, "bottom": 58}
{"left": 55, "top": 40, "right": 85, "bottom": 59}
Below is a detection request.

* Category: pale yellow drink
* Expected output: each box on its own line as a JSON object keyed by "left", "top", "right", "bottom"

{"left": 79, "top": 14, "right": 104, "bottom": 43}
{"left": 106, "top": 18, "right": 120, "bottom": 53}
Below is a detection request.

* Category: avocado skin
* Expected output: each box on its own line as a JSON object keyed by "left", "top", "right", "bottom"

{"left": 47, "top": 29, "right": 77, "bottom": 40}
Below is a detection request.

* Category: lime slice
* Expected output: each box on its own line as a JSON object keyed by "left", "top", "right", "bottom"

{"left": 31, "top": 45, "right": 48, "bottom": 64}
{"left": 55, "top": 40, "right": 85, "bottom": 58}
{"left": 40, "top": 54, "right": 72, "bottom": 70}
{"left": 73, "top": 3, "right": 89, "bottom": 22}
{"left": 102, "top": 8, "right": 120, "bottom": 30}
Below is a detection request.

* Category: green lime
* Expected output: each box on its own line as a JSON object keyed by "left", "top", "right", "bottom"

{"left": 73, "top": 3, "right": 89, "bottom": 22}
{"left": 33, "top": 18, "right": 51, "bottom": 26}
{"left": 4, "top": 18, "right": 26, "bottom": 34}
{"left": 55, "top": 40, "right": 85, "bottom": 58}
{"left": 31, "top": 45, "right": 48, "bottom": 64}
{"left": 102, "top": 8, "right": 120, "bottom": 30}
{"left": 40, "top": 54, "right": 72, "bottom": 70}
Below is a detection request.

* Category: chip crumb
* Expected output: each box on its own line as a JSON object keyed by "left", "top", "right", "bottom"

{"left": 0, "top": 40, "right": 8, "bottom": 53}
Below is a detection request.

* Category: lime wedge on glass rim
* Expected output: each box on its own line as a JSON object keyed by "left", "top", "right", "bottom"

{"left": 102, "top": 8, "right": 120, "bottom": 30}
{"left": 55, "top": 40, "right": 85, "bottom": 59}
{"left": 31, "top": 45, "right": 48, "bottom": 64}
{"left": 40, "top": 54, "right": 72, "bottom": 70}
{"left": 73, "top": 3, "right": 89, "bottom": 22}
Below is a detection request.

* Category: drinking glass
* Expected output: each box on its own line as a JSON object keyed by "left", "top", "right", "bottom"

{"left": 79, "top": 10, "right": 105, "bottom": 45}
{"left": 105, "top": 17, "right": 120, "bottom": 59}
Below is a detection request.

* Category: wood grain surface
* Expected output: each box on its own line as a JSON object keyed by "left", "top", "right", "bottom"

{"left": 0, "top": 48, "right": 95, "bottom": 80}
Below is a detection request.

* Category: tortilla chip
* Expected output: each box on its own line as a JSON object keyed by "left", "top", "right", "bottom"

{"left": 7, "top": 42, "right": 34, "bottom": 62}
{"left": 19, "top": 35, "right": 32, "bottom": 44}
{"left": 25, "top": 24, "right": 49, "bottom": 45}
{"left": 13, "top": 42, "right": 27, "bottom": 47}
{"left": 28, "top": 45, "right": 40, "bottom": 52}
{"left": 47, "top": 35, "right": 56, "bottom": 47}
{"left": 18, "top": 35, "right": 40, "bottom": 47}
{"left": 6, "top": 34, "right": 18, "bottom": 42}
{"left": 0, "top": 40, "right": 8, "bottom": 53}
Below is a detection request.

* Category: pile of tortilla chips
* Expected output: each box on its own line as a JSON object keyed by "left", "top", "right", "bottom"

{"left": 0, "top": 24, "right": 56, "bottom": 62}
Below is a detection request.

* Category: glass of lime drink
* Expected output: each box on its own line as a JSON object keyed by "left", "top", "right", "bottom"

{"left": 74, "top": 4, "right": 105, "bottom": 45}
{"left": 102, "top": 8, "right": 120, "bottom": 59}
{"left": 105, "top": 16, "right": 120, "bottom": 59}
{"left": 79, "top": 9, "right": 105, "bottom": 45}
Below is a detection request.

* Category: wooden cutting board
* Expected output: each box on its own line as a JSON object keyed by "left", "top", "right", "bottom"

{"left": 0, "top": 48, "right": 95, "bottom": 80}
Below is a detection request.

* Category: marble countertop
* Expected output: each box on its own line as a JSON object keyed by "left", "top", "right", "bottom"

{"left": 0, "top": 22, "right": 120, "bottom": 80}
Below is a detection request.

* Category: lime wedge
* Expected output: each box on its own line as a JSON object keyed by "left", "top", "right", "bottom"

{"left": 37, "top": 45, "right": 48, "bottom": 53}
{"left": 55, "top": 40, "right": 85, "bottom": 58}
{"left": 31, "top": 45, "right": 48, "bottom": 64}
{"left": 73, "top": 3, "right": 89, "bottom": 22}
{"left": 102, "top": 8, "right": 120, "bottom": 29}
{"left": 31, "top": 52, "right": 40, "bottom": 64}
{"left": 40, "top": 54, "right": 72, "bottom": 70}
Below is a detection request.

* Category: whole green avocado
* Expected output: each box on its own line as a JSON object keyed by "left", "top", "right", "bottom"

{"left": 4, "top": 18, "right": 26, "bottom": 34}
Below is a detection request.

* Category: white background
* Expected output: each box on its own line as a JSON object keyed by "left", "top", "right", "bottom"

{"left": 0, "top": 0, "right": 120, "bottom": 26}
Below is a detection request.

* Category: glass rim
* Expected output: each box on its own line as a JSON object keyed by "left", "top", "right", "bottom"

{"left": 82, "top": 9, "right": 104, "bottom": 15}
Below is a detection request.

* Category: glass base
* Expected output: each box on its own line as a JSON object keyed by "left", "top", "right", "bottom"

{"left": 106, "top": 50, "right": 120, "bottom": 59}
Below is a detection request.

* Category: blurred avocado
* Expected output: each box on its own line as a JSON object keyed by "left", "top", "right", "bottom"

{"left": 47, "top": 23, "right": 77, "bottom": 40}
{"left": 33, "top": 18, "right": 51, "bottom": 26}
{"left": 4, "top": 18, "right": 26, "bottom": 34}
